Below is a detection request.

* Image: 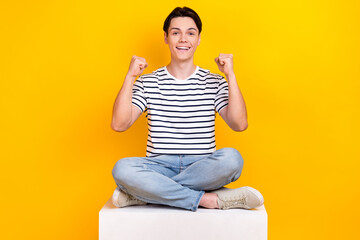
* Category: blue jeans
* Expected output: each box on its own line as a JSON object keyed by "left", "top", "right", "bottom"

{"left": 112, "top": 147, "right": 244, "bottom": 212}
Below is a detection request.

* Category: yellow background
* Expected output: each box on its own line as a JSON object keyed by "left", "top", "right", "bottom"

{"left": 1, "top": 0, "right": 359, "bottom": 239}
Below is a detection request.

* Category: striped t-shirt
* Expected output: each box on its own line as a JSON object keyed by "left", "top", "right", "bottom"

{"left": 132, "top": 65, "right": 229, "bottom": 157}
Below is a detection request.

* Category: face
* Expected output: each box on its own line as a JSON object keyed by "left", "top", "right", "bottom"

{"left": 164, "top": 17, "right": 201, "bottom": 62}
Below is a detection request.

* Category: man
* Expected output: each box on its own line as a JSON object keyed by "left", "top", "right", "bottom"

{"left": 111, "top": 6, "right": 264, "bottom": 211}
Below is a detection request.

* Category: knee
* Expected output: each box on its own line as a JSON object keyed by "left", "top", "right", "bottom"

{"left": 112, "top": 157, "right": 134, "bottom": 183}
{"left": 220, "top": 148, "right": 244, "bottom": 174}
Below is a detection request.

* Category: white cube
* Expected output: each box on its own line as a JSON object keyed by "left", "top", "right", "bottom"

{"left": 99, "top": 197, "right": 267, "bottom": 240}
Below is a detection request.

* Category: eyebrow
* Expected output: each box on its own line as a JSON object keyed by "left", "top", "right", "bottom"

{"left": 169, "top": 27, "right": 198, "bottom": 32}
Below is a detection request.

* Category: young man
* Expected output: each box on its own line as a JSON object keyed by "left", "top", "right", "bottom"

{"left": 111, "top": 6, "right": 264, "bottom": 211}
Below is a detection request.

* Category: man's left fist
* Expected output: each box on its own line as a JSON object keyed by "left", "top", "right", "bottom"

{"left": 215, "top": 53, "right": 234, "bottom": 77}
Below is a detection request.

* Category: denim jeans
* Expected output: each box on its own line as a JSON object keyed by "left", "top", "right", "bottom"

{"left": 111, "top": 147, "right": 244, "bottom": 211}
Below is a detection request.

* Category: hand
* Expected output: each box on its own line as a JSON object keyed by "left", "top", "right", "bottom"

{"left": 127, "top": 55, "right": 148, "bottom": 78}
{"left": 215, "top": 53, "right": 234, "bottom": 77}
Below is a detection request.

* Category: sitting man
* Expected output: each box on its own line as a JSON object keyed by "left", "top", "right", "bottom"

{"left": 110, "top": 6, "right": 264, "bottom": 211}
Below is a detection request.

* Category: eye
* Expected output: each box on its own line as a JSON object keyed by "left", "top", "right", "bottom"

{"left": 189, "top": 32, "right": 195, "bottom": 36}
{"left": 172, "top": 32, "right": 179, "bottom": 35}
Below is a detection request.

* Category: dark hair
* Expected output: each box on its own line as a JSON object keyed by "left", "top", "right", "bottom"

{"left": 163, "top": 7, "right": 202, "bottom": 36}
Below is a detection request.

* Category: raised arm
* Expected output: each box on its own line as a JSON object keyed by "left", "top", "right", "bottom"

{"left": 215, "top": 53, "right": 248, "bottom": 132}
{"left": 111, "top": 55, "right": 148, "bottom": 132}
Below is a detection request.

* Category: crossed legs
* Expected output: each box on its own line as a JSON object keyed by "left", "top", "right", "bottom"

{"left": 112, "top": 148, "right": 244, "bottom": 211}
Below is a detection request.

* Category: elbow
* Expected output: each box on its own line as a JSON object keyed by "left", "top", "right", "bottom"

{"left": 111, "top": 122, "right": 129, "bottom": 132}
{"left": 239, "top": 124, "right": 248, "bottom": 132}
{"left": 233, "top": 122, "right": 248, "bottom": 132}
{"left": 112, "top": 127, "right": 127, "bottom": 132}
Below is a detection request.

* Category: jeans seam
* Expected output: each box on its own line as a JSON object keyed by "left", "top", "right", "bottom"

{"left": 180, "top": 155, "right": 183, "bottom": 173}
{"left": 144, "top": 162, "right": 176, "bottom": 169}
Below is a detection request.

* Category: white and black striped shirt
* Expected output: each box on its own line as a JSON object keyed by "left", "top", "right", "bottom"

{"left": 132, "top": 65, "right": 229, "bottom": 157}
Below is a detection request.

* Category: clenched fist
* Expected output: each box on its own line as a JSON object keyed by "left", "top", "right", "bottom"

{"left": 127, "top": 55, "right": 148, "bottom": 78}
{"left": 215, "top": 53, "right": 234, "bottom": 77}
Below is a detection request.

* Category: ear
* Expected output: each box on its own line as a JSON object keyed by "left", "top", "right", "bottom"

{"left": 164, "top": 32, "right": 168, "bottom": 44}
{"left": 197, "top": 33, "right": 201, "bottom": 46}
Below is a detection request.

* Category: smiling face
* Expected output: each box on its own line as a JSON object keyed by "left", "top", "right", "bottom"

{"left": 164, "top": 17, "right": 201, "bottom": 62}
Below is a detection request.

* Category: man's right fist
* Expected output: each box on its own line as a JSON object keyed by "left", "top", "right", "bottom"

{"left": 127, "top": 55, "right": 148, "bottom": 78}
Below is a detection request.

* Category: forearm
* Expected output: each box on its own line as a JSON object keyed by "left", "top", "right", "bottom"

{"left": 111, "top": 74, "right": 136, "bottom": 131}
{"left": 225, "top": 73, "right": 248, "bottom": 130}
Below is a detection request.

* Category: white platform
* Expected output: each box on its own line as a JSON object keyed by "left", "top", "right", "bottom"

{"left": 99, "top": 197, "right": 267, "bottom": 240}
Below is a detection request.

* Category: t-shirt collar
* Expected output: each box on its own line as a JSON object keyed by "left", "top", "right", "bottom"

{"left": 164, "top": 65, "right": 199, "bottom": 81}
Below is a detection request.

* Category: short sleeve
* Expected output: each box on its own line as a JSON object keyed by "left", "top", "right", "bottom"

{"left": 132, "top": 76, "right": 147, "bottom": 113}
{"left": 214, "top": 75, "right": 229, "bottom": 113}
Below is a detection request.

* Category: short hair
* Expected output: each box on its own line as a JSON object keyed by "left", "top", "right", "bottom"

{"left": 163, "top": 7, "right": 202, "bottom": 36}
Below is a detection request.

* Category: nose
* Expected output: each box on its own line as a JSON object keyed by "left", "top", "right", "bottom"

{"left": 179, "top": 34, "right": 187, "bottom": 42}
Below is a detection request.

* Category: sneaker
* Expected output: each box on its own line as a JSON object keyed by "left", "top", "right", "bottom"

{"left": 112, "top": 187, "right": 147, "bottom": 208}
{"left": 211, "top": 186, "right": 264, "bottom": 210}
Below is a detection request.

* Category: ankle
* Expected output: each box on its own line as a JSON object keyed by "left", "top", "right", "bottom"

{"left": 199, "top": 193, "right": 219, "bottom": 209}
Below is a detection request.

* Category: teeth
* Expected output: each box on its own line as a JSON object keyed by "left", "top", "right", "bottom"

{"left": 177, "top": 47, "right": 190, "bottom": 50}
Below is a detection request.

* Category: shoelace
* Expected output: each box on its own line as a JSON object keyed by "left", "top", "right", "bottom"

{"left": 222, "top": 195, "right": 247, "bottom": 209}
{"left": 126, "top": 193, "right": 141, "bottom": 203}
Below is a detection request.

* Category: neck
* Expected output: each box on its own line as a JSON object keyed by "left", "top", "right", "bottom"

{"left": 166, "top": 59, "right": 197, "bottom": 80}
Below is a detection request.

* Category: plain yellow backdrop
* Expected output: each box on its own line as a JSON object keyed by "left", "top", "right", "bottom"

{"left": 1, "top": 0, "right": 359, "bottom": 239}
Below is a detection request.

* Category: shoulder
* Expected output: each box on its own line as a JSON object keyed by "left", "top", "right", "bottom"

{"left": 139, "top": 66, "right": 166, "bottom": 81}
{"left": 198, "top": 66, "right": 225, "bottom": 82}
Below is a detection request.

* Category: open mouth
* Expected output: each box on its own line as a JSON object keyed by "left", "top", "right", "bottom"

{"left": 176, "top": 46, "right": 191, "bottom": 52}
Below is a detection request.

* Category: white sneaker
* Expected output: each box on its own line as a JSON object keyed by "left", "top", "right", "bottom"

{"left": 211, "top": 186, "right": 264, "bottom": 210}
{"left": 112, "top": 187, "right": 147, "bottom": 208}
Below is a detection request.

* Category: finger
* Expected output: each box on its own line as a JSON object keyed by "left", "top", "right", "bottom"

{"left": 218, "top": 58, "right": 225, "bottom": 65}
{"left": 139, "top": 63, "right": 148, "bottom": 69}
{"left": 136, "top": 59, "right": 147, "bottom": 68}
{"left": 215, "top": 59, "right": 220, "bottom": 67}
{"left": 139, "top": 62, "right": 146, "bottom": 69}
{"left": 141, "top": 59, "right": 148, "bottom": 68}
{"left": 220, "top": 56, "right": 230, "bottom": 64}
